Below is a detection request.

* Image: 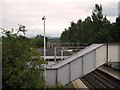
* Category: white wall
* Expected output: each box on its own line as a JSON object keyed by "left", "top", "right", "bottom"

{"left": 96, "top": 45, "right": 106, "bottom": 67}
{"left": 71, "top": 57, "right": 83, "bottom": 81}
{"left": 119, "top": 45, "right": 120, "bottom": 62}
{"left": 108, "top": 45, "right": 119, "bottom": 62}
{"left": 46, "top": 70, "right": 57, "bottom": 86}
{"left": 83, "top": 50, "right": 95, "bottom": 75}
{"left": 58, "top": 64, "right": 70, "bottom": 85}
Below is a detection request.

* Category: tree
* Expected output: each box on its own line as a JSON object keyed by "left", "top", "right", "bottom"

{"left": 60, "top": 4, "right": 119, "bottom": 45}
{"left": 110, "top": 16, "right": 120, "bottom": 43}
{"left": 92, "top": 4, "right": 103, "bottom": 32}
{"left": 60, "top": 29, "right": 69, "bottom": 42}
{"left": 2, "top": 25, "right": 45, "bottom": 88}
{"left": 31, "top": 35, "right": 48, "bottom": 48}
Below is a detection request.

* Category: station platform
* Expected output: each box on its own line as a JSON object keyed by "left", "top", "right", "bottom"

{"left": 72, "top": 79, "right": 88, "bottom": 89}
{"left": 108, "top": 62, "right": 120, "bottom": 70}
{"left": 98, "top": 65, "right": 120, "bottom": 80}
{"left": 65, "top": 78, "right": 88, "bottom": 89}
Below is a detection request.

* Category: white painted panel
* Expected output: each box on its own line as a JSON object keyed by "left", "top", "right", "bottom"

{"left": 83, "top": 51, "right": 95, "bottom": 75}
{"left": 108, "top": 45, "right": 119, "bottom": 62}
{"left": 71, "top": 57, "right": 82, "bottom": 81}
{"left": 119, "top": 45, "right": 120, "bottom": 62}
{"left": 58, "top": 64, "right": 69, "bottom": 85}
{"left": 41, "top": 56, "right": 69, "bottom": 59}
{"left": 96, "top": 45, "right": 106, "bottom": 67}
{"left": 46, "top": 70, "right": 56, "bottom": 86}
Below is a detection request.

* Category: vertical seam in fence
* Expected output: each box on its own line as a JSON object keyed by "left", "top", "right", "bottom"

{"left": 118, "top": 44, "right": 120, "bottom": 64}
{"left": 106, "top": 44, "right": 108, "bottom": 64}
{"left": 69, "top": 62, "right": 71, "bottom": 82}
{"left": 56, "top": 69, "right": 58, "bottom": 87}
{"left": 118, "top": 44, "right": 120, "bottom": 66}
{"left": 94, "top": 50, "right": 96, "bottom": 68}
{"left": 82, "top": 56, "right": 84, "bottom": 76}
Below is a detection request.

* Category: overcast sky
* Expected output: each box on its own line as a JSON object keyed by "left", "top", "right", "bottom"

{"left": 0, "top": 0, "right": 119, "bottom": 37}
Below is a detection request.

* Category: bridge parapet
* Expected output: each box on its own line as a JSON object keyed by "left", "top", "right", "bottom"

{"left": 45, "top": 43, "right": 120, "bottom": 86}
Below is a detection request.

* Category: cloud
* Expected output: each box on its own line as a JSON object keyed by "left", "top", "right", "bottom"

{"left": 103, "top": 2, "right": 118, "bottom": 17}
{"left": 1, "top": 0, "right": 119, "bottom": 37}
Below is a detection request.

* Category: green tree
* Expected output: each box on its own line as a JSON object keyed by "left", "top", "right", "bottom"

{"left": 60, "top": 4, "right": 119, "bottom": 45}
{"left": 31, "top": 34, "right": 48, "bottom": 48}
{"left": 94, "top": 15, "right": 111, "bottom": 43}
{"left": 92, "top": 4, "right": 103, "bottom": 32}
{"left": 109, "top": 16, "right": 120, "bottom": 43}
{"left": 60, "top": 29, "right": 69, "bottom": 42}
{"left": 2, "top": 25, "right": 45, "bottom": 88}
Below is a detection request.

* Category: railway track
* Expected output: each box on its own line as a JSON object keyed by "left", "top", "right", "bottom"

{"left": 80, "top": 69, "right": 120, "bottom": 89}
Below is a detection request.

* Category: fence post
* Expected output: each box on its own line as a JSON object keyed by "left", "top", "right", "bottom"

{"left": 56, "top": 69, "right": 58, "bottom": 87}
{"left": 69, "top": 62, "right": 71, "bottom": 82}
{"left": 82, "top": 56, "right": 84, "bottom": 76}
{"left": 106, "top": 44, "right": 108, "bottom": 65}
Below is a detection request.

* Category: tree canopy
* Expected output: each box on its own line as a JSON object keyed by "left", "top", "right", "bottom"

{"left": 31, "top": 35, "right": 48, "bottom": 48}
{"left": 60, "top": 4, "right": 120, "bottom": 44}
{"left": 2, "top": 25, "right": 45, "bottom": 88}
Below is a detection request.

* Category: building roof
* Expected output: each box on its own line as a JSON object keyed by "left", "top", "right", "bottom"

{"left": 35, "top": 48, "right": 73, "bottom": 56}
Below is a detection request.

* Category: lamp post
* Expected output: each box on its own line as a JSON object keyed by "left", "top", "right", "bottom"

{"left": 42, "top": 16, "right": 46, "bottom": 90}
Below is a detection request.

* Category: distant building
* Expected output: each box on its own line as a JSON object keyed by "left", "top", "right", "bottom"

{"left": 35, "top": 47, "right": 73, "bottom": 65}
{"left": 118, "top": 1, "right": 120, "bottom": 16}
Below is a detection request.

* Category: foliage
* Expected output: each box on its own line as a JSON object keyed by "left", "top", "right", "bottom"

{"left": 60, "top": 4, "right": 120, "bottom": 44}
{"left": 46, "top": 82, "right": 64, "bottom": 90}
{"left": 2, "top": 25, "right": 45, "bottom": 88}
{"left": 31, "top": 34, "right": 48, "bottom": 48}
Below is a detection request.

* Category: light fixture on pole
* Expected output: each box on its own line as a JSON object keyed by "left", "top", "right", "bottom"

{"left": 42, "top": 16, "right": 46, "bottom": 90}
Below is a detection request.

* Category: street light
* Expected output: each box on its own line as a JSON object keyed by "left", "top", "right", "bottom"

{"left": 42, "top": 16, "right": 46, "bottom": 90}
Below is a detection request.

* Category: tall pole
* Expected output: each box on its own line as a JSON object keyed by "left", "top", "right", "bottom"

{"left": 42, "top": 16, "right": 46, "bottom": 90}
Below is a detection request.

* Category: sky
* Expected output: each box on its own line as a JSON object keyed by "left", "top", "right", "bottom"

{"left": 0, "top": 0, "right": 120, "bottom": 38}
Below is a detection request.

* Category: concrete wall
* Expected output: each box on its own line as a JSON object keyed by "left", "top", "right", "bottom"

{"left": 96, "top": 45, "right": 106, "bottom": 67}
{"left": 108, "top": 45, "right": 119, "bottom": 62}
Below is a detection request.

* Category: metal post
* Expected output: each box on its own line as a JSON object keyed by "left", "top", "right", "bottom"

{"left": 42, "top": 16, "right": 46, "bottom": 90}
{"left": 82, "top": 56, "right": 84, "bottom": 76}
{"left": 54, "top": 47, "right": 56, "bottom": 63}
{"left": 106, "top": 44, "right": 108, "bottom": 65}
{"left": 61, "top": 50, "right": 63, "bottom": 60}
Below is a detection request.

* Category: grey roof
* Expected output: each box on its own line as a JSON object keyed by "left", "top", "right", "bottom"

{"left": 35, "top": 48, "right": 73, "bottom": 56}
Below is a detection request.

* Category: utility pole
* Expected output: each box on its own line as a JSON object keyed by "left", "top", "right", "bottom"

{"left": 42, "top": 16, "right": 46, "bottom": 90}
